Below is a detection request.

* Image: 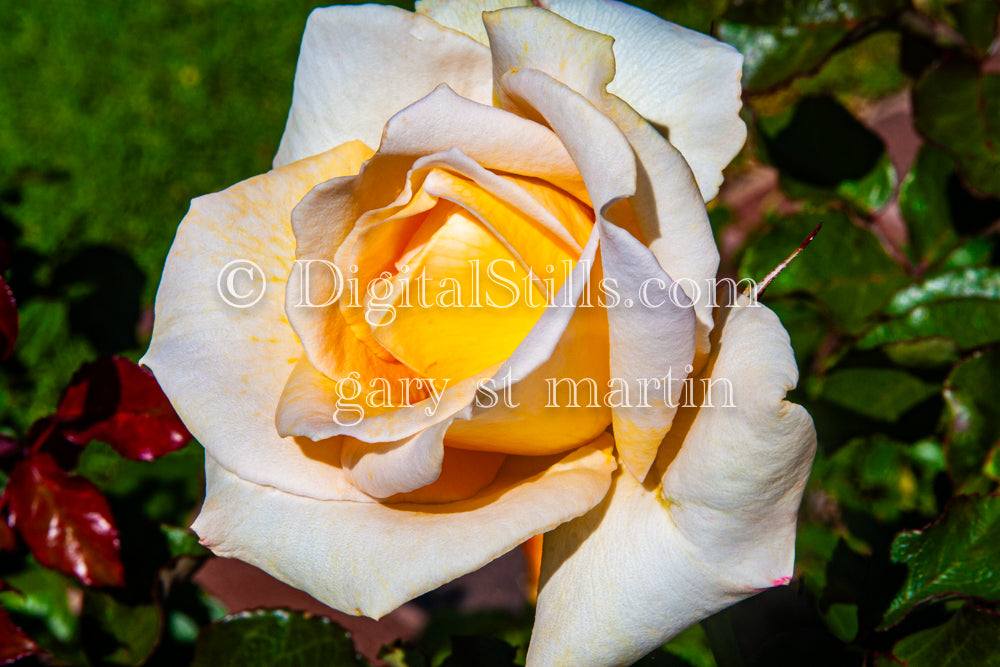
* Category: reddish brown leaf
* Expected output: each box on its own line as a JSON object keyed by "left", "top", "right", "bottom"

{"left": 0, "top": 276, "right": 16, "bottom": 361}
{"left": 0, "top": 609, "right": 41, "bottom": 665}
{"left": 0, "top": 434, "right": 20, "bottom": 465}
{"left": 0, "top": 510, "right": 16, "bottom": 553}
{"left": 23, "top": 418, "right": 82, "bottom": 471}
{"left": 6, "top": 453, "right": 124, "bottom": 587}
{"left": 56, "top": 356, "right": 190, "bottom": 461}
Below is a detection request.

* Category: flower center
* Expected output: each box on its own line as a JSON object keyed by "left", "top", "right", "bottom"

{"left": 336, "top": 166, "right": 594, "bottom": 384}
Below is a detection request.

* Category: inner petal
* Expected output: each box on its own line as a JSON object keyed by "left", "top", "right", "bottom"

{"left": 385, "top": 446, "right": 508, "bottom": 504}
{"left": 372, "top": 203, "right": 549, "bottom": 380}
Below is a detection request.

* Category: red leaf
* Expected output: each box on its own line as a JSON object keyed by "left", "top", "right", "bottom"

{"left": 0, "top": 510, "right": 16, "bottom": 553}
{"left": 0, "top": 276, "right": 16, "bottom": 361}
{"left": 56, "top": 356, "right": 191, "bottom": 461}
{"left": 6, "top": 453, "right": 124, "bottom": 587}
{"left": 0, "top": 609, "right": 41, "bottom": 665}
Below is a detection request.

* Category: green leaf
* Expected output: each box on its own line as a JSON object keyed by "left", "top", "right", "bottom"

{"left": 947, "top": 1, "right": 1000, "bottom": 56}
{"left": 882, "top": 494, "right": 1000, "bottom": 627}
{"left": 613, "top": 626, "right": 717, "bottom": 666}
{"left": 891, "top": 604, "right": 1000, "bottom": 666}
{"left": 660, "top": 624, "right": 716, "bottom": 667}
{"left": 821, "top": 603, "right": 858, "bottom": 643}
{"left": 408, "top": 608, "right": 532, "bottom": 666}
{"left": 701, "top": 609, "right": 743, "bottom": 667}
{"left": 629, "top": 0, "right": 728, "bottom": 33}
{"left": 750, "top": 71, "right": 899, "bottom": 214}
{"left": 717, "top": 22, "right": 847, "bottom": 92}
{"left": 818, "top": 435, "right": 944, "bottom": 521}
{"left": 884, "top": 268, "right": 1000, "bottom": 315}
{"left": 191, "top": 610, "right": 367, "bottom": 667}
{"left": 0, "top": 560, "right": 90, "bottom": 665}
{"left": 631, "top": 650, "right": 698, "bottom": 666}
{"left": 0, "top": 561, "right": 80, "bottom": 645}
{"left": 861, "top": 271, "right": 1000, "bottom": 354}
{"left": 833, "top": 152, "right": 897, "bottom": 214}
{"left": 942, "top": 238, "right": 997, "bottom": 270}
{"left": 944, "top": 350, "right": 1000, "bottom": 492}
{"left": 723, "top": 0, "right": 903, "bottom": 25}
{"left": 160, "top": 524, "right": 209, "bottom": 559}
{"left": 739, "top": 210, "right": 908, "bottom": 333}
{"left": 704, "top": 588, "right": 862, "bottom": 667}
{"left": 913, "top": 62, "right": 1000, "bottom": 197}
{"left": 796, "top": 30, "right": 908, "bottom": 103}
{"left": 780, "top": 153, "right": 897, "bottom": 216}
{"left": 747, "top": 30, "right": 908, "bottom": 135}
{"left": 77, "top": 439, "right": 204, "bottom": 527}
{"left": 859, "top": 299, "right": 1000, "bottom": 351}
{"left": 380, "top": 642, "right": 428, "bottom": 667}
{"left": 157, "top": 578, "right": 227, "bottom": 658}
{"left": 987, "top": 447, "right": 1000, "bottom": 482}
{"left": 795, "top": 522, "right": 841, "bottom": 596}
{"left": 818, "top": 368, "right": 938, "bottom": 422}
{"left": 82, "top": 591, "right": 161, "bottom": 667}
{"left": 440, "top": 636, "right": 517, "bottom": 667}
{"left": 717, "top": 0, "right": 905, "bottom": 91}
{"left": 884, "top": 338, "right": 960, "bottom": 368}
{"left": 900, "top": 146, "right": 961, "bottom": 266}
{"left": 4, "top": 298, "right": 93, "bottom": 430}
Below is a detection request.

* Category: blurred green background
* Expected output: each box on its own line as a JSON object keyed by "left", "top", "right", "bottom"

{"left": 2, "top": 0, "right": 1000, "bottom": 665}
{"left": 0, "top": 0, "right": 379, "bottom": 428}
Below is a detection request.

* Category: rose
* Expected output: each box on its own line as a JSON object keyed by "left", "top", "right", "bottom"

{"left": 143, "top": 1, "right": 817, "bottom": 664}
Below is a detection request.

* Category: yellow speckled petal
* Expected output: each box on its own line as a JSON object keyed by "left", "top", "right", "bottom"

{"left": 193, "top": 434, "right": 616, "bottom": 619}
{"left": 142, "top": 143, "right": 375, "bottom": 502}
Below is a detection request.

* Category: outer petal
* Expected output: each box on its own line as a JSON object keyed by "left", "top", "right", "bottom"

{"left": 499, "top": 67, "right": 697, "bottom": 480}
{"left": 416, "top": 0, "right": 531, "bottom": 44}
{"left": 273, "top": 5, "right": 492, "bottom": 167}
{"left": 598, "top": 221, "right": 695, "bottom": 481}
{"left": 527, "top": 302, "right": 816, "bottom": 666}
{"left": 142, "top": 146, "right": 374, "bottom": 502}
{"left": 484, "top": 8, "right": 719, "bottom": 363}
{"left": 541, "top": 0, "right": 746, "bottom": 201}
{"left": 193, "top": 435, "right": 616, "bottom": 619}
{"left": 659, "top": 302, "right": 817, "bottom": 587}
{"left": 600, "top": 98, "right": 719, "bottom": 364}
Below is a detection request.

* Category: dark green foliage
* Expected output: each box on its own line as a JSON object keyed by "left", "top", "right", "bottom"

{"left": 888, "top": 604, "right": 1000, "bottom": 667}
{"left": 913, "top": 63, "right": 1000, "bottom": 198}
{"left": 882, "top": 495, "right": 1000, "bottom": 627}
{"left": 191, "top": 610, "right": 367, "bottom": 667}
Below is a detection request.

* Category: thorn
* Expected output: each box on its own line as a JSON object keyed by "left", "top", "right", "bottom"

{"left": 756, "top": 223, "right": 822, "bottom": 299}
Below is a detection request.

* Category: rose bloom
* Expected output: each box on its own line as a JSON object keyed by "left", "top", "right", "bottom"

{"left": 143, "top": 1, "right": 817, "bottom": 664}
